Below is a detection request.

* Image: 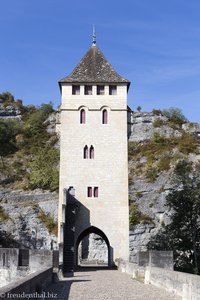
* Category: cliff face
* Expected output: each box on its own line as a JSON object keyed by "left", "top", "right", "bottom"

{"left": 128, "top": 111, "right": 200, "bottom": 261}
{"left": 1, "top": 109, "right": 200, "bottom": 260}
{"left": 0, "top": 189, "right": 58, "bottom": 249}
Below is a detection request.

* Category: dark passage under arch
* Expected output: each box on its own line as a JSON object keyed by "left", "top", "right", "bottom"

{"left": 76, "top": 226, "right": 111, "bottom": 267}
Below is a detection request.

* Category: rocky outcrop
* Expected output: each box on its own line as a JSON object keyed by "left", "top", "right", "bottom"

{"left": 0, "top": 103, "right": 21, "bottom": 118}
{"left": 129, "top": 173, "right": 173, "bottom": 261}
{"left": 129, "top": 111, "right": 200, "bottom": 142}
{"left": 129, "top": 112, "right": 179, "bottom": 141}
{"left": 1, "top": 109, "right": 200, "bottom": 262}
{"left": 0, "top": 189, "right": 58, "bottom": 250}
{"left": 128, "top": 111, "right": 200, "bottom": 261}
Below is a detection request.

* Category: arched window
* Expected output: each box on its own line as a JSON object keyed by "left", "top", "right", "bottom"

{"left": 90, "top": 146, "right": 94, "bottom": 159}
{"left": 80, "top": 109, "right": 86, "bottom": 124}
{"left": 102, "top": 109, "right": 108, "bottom": 124}
{"left": 83, "top": 145, "right": 88, "bottom": 159}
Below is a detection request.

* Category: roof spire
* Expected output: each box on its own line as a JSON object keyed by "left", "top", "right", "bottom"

{"left": 92, "top": 25, "right": 96, "bottom": 47}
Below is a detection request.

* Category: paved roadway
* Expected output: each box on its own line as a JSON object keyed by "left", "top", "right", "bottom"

{"left": 46, "top": 269, "right": 181, "bottom": 300}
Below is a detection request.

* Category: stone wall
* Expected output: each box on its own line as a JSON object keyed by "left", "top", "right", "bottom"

{"left": 117, "top": 257, "right": 200, "bottom": 299}
{"left": 0, "top": 248, "right": 55, "bottom": 288}
{"left": 0, "top": 248, "right": 19, "bottom": 287}
{"left": 117, "top": 251, "right": 173, "bottom": 271}
{"left": 145, "top": 266, "right": 200, "bottom": 300}
{"left": 0, "top": 267, "right": 53, "bottom": 300}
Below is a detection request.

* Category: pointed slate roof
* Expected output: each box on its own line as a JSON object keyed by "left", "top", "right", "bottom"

{"left": 59, "top": 46, "right": 130, "bottom": 88}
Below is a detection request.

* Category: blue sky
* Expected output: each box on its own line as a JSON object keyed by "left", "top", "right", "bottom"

{"left": 1, "top": 0, "right": 200, "bottom": 122}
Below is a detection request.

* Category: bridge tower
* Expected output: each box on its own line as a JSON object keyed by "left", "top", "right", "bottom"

{"left": 58, "top": 35, "right": 130, "bottom": 271}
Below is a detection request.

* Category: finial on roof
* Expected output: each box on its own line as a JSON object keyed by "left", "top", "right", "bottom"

{"left": 92, "top": 25, "right": 96, "bottom": 47}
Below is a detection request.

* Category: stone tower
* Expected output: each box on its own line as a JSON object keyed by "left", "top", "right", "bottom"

{"left": 58, "top": 37, "right": 130, "bottom": 271}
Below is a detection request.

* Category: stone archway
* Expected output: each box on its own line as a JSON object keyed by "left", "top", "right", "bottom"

{"left": 76, "top": 226, "right": 111, "bottom": 267}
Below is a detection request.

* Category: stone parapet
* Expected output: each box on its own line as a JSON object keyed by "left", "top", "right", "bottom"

{"left": 0, "top": 267, "right": 53, "bottom": 300}
{"left": 145, "top": 266, "right": 200, "bottom": 300}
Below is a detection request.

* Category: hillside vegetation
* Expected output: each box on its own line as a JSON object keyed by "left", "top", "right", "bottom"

{"left": 0, "top": 92, "right": 59, "bottom": 191}
{"left": 128, "top": 108, "right": 200, "bottom": 274}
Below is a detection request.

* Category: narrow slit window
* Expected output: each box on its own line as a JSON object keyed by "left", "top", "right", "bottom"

{"left": 87, "top": 187, "right": 92, "bottom": 198}
{"left": 84, "top": 85, "right": 92, "bottom": 95}
{"left": 109, "top": 85, "right": 117, "bottom": 95}
{"left": 94, "top": 187, "right": 99, "bottom": 198}
{"left": 80, "top": 109, "right": 86, "bottom": 124}
{"left": 97, "top": 85, "right": 105, "bottom": 95}
{"left": 83, "top": 145, "right": 88, "bottom": 159}
{"left": 90, "top": 146, "right": 94, "bottom": 159}
{"left": 3, "top": 253, "right": 6, "bottom": 267}
{"left": 72, "top": 85, "right": 80, "bottom": 95}
{"left": 102, "top": 109, "right": 108, "bottom": 124}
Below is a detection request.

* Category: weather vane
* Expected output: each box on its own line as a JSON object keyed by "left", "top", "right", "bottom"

{"left": 92, "top": 25, "right": 96, "bottom": 46}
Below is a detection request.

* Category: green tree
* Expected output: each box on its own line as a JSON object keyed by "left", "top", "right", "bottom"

{"left": 136, "top": 106, "right": 142, "bottom": 112}
{"left": 28, "top": 146, "right": 59, "bottom": 191}
{"left": 148, "top": 160, "right": 200, "bottom": 274}
{"left": 0, "top": 92, "right": 14, "bottom": 106}
{"left": 0, "top": 119, "right": 20, "bottom": 157}
{"left": 23, "top": 103, "right": 54, "bottom": 138}
{"left": 162, "top": 107, "right": 187, "bottom": 126}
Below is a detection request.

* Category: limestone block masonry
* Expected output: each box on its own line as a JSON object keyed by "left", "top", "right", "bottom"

{"left": 58, "top": 44, "right": 130, "bottom": 265}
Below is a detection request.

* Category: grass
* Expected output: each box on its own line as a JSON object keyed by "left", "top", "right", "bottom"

{"left": 129, "top": 133, "right": 199, "bottom": 161}
{"left": 129, "top": 203, "right": 154, "bottom": 226}
{"left": 153, "top": 119, "right": 167, "bottom": 127}
{"left": 38, "top": 209, "right": 58, "bottom": 235}
{"left": 0, "top": 206, "right": 10, "bottom": 221}
{"left": 157, "top": 154, "right": 171, "bottom": 171}
{"left": 132, "top": 276, "right": 144, "bottom": 283}
{"left": 136, "top": 192, "right": 143, "bottom": 198}
{"left": 145, "top": 166, "right": 158, "bottom": 183}
{"left": 128, "top": 133, "right": 200, "bottom": 182}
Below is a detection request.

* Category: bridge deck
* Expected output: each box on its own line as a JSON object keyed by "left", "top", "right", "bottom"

{"left": 46, "top": 269, "right": 181, "bottom": 300}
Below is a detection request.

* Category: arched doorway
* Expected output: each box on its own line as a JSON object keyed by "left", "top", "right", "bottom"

{"left": 76, "top": 226, "right": 111, "bottom": 267}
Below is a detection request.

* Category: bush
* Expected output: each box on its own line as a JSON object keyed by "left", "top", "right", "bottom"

{"left": 38, "top": 209, "right": 57, "bottom": 235}
{"left": 162, "top": 107, "right": 187, "bottom": 126}
{"left": 153, "top": 119, "right": 166, "bottom": 128}
{"left": 0, "top": 206, "right": 9, "bottom": 221}
{"left": 157, "top": 155, "right": 171, "bottom": 171}
{"left": 0, "top": 119, "right": 21, "bottom": 156}
{"left": 0, "top": 92, "right": 14, "bottom": 106}
{"left": 23, "top": 103, "right": 54, "bottom": 138}
{"left": 0, "top": 231, "right": 16, "bottom": 247}
{"left": 178, "top": 133, "right": 199, "bottom": 155}
{"left": 129, "top": 203, "right": 154, "bottom": 226}
{"left": 28, "top": 146, "right": 59, "bottom": 191}
{"left": 152, "top": 109, "right": 162, "bottom": 116}
{"left": 128, "top": 141, "right": 139, "bottom": 158}
{"left": 136, "top": 192, "right": 143, "bottom": 198}
{"left": 151, "top": 132, "right": 167, "bottom": 145}
{"left": 129, "top": 203, "right": 141, "bottom": 226}
{"left": 145, "top": 166, "right": 158, "bottom": 182}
